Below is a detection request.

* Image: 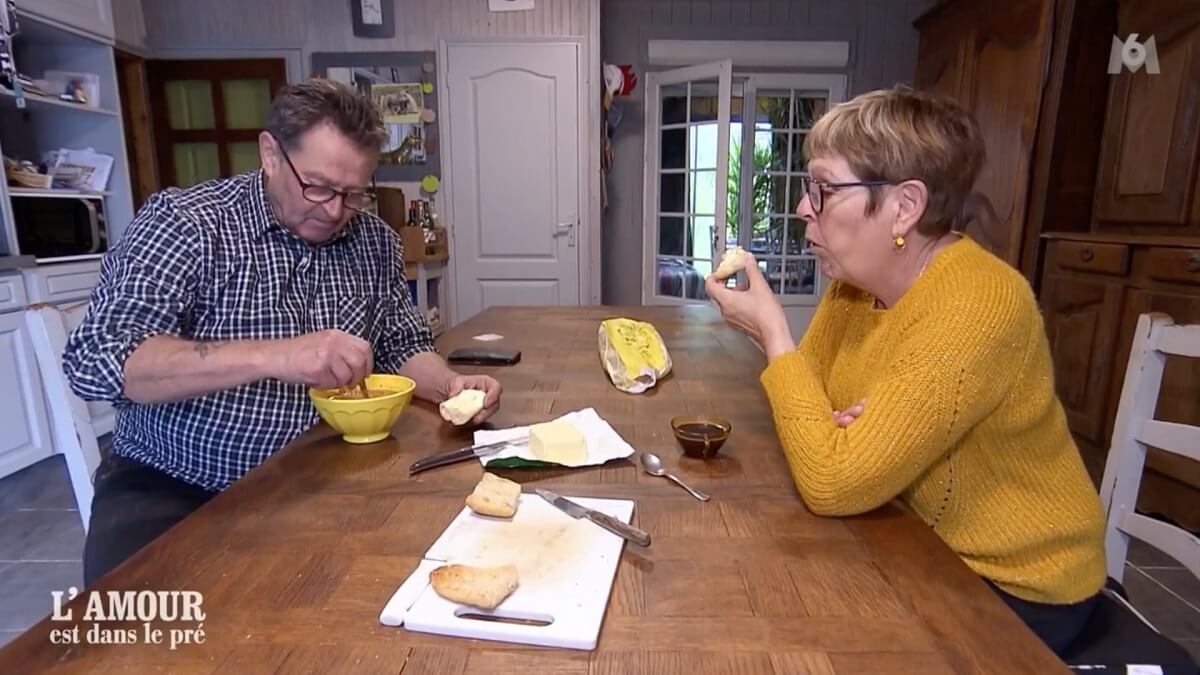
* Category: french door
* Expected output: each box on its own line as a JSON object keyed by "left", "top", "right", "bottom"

{"left": 642, "top": 62, "right": 846, "bottom": 333}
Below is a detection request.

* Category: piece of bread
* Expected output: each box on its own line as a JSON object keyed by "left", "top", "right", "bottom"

{"left": 440, "top": 389, "right": 486, "bottom": 426}
{"left": 465, "top": 472, "right": 521, "bottom": 518}
{"left": 710, "top": 246, "right": 753, "bottom": 280}
{"left": 429, "top": 563, "right": 519, "bottom": 610}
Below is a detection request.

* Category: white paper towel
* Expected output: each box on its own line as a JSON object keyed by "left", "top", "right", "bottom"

{"left": 473, "top": 408, "right": 635, "bottom": 468}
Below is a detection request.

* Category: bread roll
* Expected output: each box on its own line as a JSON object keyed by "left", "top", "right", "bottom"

{"left": 465, "top": 472, "right": 521, "bottom": 518}
{"left": 429, "top": 563, "right": 519, "bottom": 609}
{"left": 711, "top": 246, "right": 753, "bottom": 280}
{"left": 440, "top": 389, "right": 486, "bottom": 426}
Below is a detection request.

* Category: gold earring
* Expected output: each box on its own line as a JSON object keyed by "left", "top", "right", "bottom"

{"left": 894, "top": 236, "right": 906, "bottom": 250}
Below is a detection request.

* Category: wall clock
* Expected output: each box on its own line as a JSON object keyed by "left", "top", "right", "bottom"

{"left": 351, "top": 0, "right": 395, "bottom": 39}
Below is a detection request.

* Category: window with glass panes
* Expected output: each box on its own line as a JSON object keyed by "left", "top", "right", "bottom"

{"left": 646, "top": 69, "right": 843, "bottom": 307}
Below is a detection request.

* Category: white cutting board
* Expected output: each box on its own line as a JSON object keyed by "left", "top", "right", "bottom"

{"left": 397, "top": 493, "right": 634, "bottom": 650}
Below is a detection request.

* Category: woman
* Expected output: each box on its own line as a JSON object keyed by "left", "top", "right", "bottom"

{"left": 705, "top": 86, "right": 1107, "bottom": 655}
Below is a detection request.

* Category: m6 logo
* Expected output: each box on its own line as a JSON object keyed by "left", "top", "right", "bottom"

{"left": 1108, "top": 33, "right": 1160, "bottom": 74}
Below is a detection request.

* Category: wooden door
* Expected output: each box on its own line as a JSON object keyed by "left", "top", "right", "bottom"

{"left": 116, "top": 50, "right": 158, "bottom": 209}
{"left": 960, "top": 0, "right": 1053, "bottom": 265}
{"left": 914, "top": 28, "right": 970, "bottom": 101}
{"left": 1094, "top": 2, "right": 1200, "bottom": 231}
{"left": 1039, "top": 273, "right": 1125, "bottom": 442}
{"left": 915, "top": 0, "right": 1053, "bottom": 267}
{"left": 146, "top": 59, "right": 287, "bottom": 189}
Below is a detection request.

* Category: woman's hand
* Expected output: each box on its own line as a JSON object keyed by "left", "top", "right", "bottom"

{"left": 833, "top": 399, "right": 866, "bottom": 427}
{"left": 704, "top": 261, "right": 795, "bottom": 360}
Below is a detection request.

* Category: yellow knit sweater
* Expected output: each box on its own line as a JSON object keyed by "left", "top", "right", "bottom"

{"left": 760, "top": 236, "right": 1107, "bottom": 604}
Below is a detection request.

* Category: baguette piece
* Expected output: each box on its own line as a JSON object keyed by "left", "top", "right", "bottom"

{"left": 440, "top": 389, "right": 486, "bottom": 426}
{"left": 465, "top": 472, "right": 521, "bottom": 518}
{"left": 710, "top": 246, "right": 753, "bottom": 281}
{"left": 429, "top": 563, "right": 519, "bottom": 610}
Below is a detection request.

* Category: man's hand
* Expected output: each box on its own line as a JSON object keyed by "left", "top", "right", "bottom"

{"left": 446, "top": 374, "right": 503, "bottom": 425}
{"left": 271, "top": 329, "right": 373, "bottom": 389}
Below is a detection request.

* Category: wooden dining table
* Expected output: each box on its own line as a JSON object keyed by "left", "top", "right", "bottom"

{"left": 0, "top": 306, "right": 1069, "bottom": 674}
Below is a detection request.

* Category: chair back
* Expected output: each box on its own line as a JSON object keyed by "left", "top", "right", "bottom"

{"left": 24, "top": 304, "right": 102, "bottom": 532}
{"left": 1099, "top": 312, "right": 1200, "bottom": 584}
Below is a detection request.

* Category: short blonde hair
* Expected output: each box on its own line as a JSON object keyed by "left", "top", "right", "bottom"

{"left": 803, "top": 86, "right": 990, "bottom": 236}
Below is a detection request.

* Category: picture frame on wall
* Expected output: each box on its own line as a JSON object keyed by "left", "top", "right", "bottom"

{"left": 310, "top": 51, "right": 439, "bottom": 181}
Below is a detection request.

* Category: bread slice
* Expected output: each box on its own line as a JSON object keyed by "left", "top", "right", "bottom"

{"left": 711, "top": 246, "right": 753, "bottom": 280}
{"left": 465, "top": 472, "right": 521, "bottom": 518}
{"left": 440, "top": 389, "right": 486, "bottom": 426}
{"left": 429, "top": 563, "right": 519, "bottom": 609}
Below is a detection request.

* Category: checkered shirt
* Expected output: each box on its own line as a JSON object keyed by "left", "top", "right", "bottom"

{"left": 63, "top": 170, "right": 436, "bottom": 492}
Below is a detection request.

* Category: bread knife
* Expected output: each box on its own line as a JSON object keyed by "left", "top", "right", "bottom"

{"left": 534, "top": 488, "right": 651, "bottom": 547}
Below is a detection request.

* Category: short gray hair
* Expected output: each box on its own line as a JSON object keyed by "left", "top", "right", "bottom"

{"left": 264, "top": 78, "right": 388, "bottom": 153}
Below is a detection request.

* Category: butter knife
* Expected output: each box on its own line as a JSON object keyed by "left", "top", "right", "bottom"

{"left": 535, "top": 488, "right": 651, "bottom": 547}
{"left": 408, "top": 437, "right": 525, "bottom": 475}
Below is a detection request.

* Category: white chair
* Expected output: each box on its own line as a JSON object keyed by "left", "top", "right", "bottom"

{"left": 1099, "top": 311, "right": 1200, "bottom": 582}
{"left": 1061, "top": 312, "right": 1200, "bottom": 671}
{"left": 23, "top": 303, "right": 103, "bottom": 532}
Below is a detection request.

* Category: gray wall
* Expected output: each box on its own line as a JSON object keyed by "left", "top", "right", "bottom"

{"left": 135, "top": 0, "right": 593, "bottom": 57}
{"left": 115, "top": 0, "right": 604, "bottom": 306}
{"left": 600, "top": 0, "right": 933, "bottom": 305}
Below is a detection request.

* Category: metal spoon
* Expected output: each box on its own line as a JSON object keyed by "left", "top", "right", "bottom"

{"left": 639, "top": 452, "right": 710, "bottom": 502}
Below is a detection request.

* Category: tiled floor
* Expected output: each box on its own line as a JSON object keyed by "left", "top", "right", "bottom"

{"left": 0, "top": 456, "right": 1198, "bottom": 664}
{"left": 0, "top": 455, "right": 85, "bottom": 650}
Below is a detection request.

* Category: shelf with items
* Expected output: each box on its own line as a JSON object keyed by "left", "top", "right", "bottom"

{"left": 408, "top": 259, "right": 448, "bottom": 338}
{"left": 0, "top": 87, "right": 118, "bottom": 116}
{"left": 0, "top": 10, "right": 132, "bottom": 258}
{"left": 8, "top": 186, "right": 112, "bottom": 197}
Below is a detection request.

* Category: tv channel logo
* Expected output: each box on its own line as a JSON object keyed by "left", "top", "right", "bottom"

{"left": 1108, "top": 34, "right": 1160, "bottom": 74}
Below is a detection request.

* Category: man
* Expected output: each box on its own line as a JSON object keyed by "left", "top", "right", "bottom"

{"left": 64, "top": 79, "right": 502, "bottom": 586}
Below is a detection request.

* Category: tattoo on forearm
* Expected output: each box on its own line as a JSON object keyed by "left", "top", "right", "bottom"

{"left": 193, "top": 341, "right": 226, "bottom": 358}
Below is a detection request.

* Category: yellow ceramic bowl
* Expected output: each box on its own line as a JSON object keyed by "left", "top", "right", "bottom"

{"left": 308, "top": 374, "right": 416, "bottom": 444}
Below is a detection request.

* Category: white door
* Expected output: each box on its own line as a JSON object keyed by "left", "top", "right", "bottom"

{"left": 445, "top": 42, "right": 582, "bottom": 324}
{"left": 0, "top": 312, "right": 53, "bottom": 480}
{"left": 642, "top": 60, "right": 733, "bottom": 305}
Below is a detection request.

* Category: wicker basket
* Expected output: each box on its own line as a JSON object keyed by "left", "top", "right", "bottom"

{"left": 5, "top": 166, "right": 53, "bottom": 190}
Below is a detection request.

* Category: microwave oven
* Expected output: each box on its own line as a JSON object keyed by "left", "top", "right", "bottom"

{"left": 11, "top": 193, "right": 108, "bottom": 261}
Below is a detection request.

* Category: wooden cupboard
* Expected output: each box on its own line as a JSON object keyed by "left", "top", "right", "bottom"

{"left": 917, "top": 0, "right": 1200, "bottom": 530}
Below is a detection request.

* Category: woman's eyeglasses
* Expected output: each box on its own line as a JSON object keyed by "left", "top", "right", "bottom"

{"left": 800, "top": 175, "right": 892, "bottom": 214}
{"left": 271, "top": 134, "right": 377, "bottom": 211}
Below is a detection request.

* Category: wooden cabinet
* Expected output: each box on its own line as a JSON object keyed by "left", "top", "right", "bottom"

{"left": 1041, "top": 235, "right": 1200, "bottom": 530}
{"left": 914, "top": 0, "right": 1054, "bottom": 267}
{"left": 15, "top": 0, "right": 115, "bottom": 42}
{"left": 1093, "top": 3, "right": 1200, "bottom": 231}
{"left": 0, "top": 310, "right": 53, "bottom": 480}
{"left": 1039, "top": 261, "right": 1124, "bottom": 443}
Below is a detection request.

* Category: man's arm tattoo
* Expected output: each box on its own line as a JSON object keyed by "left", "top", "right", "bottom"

{"left": 193, "top": 341, "right": 227, "bottom": 358}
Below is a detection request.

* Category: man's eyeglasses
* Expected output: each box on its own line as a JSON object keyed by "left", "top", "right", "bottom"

{"left": 800, "top": 175, "right": 892, "bottom": 214}
{"left": 271, "top": 134, "right": 377, "bottom": 211}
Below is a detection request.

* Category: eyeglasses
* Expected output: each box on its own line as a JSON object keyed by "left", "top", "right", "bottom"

{"left": 271, "top": 134, "right": 377, "bottom": 211}
{"left": 800, "top": 175, "right": 892, "bottom": 214}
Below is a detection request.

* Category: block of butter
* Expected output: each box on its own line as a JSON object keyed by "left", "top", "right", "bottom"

{"left": 440, "top": 389, "right": 486, "bottom": 426}
{"left": 529, "top": 419, "right": 588, "bottom": 465}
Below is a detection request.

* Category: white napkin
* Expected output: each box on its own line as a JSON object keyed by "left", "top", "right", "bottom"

{"left": 473, "top": 407, "right": 635, "bottom": 468}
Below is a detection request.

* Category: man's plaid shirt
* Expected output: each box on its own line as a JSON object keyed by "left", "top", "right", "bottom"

{"left": 63, "top": 170, "right": 435, "bottom": 492}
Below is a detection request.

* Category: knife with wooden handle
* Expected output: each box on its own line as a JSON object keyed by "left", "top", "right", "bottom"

{"left": 534, "top": 488, "right": 651, "bottom": 547}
